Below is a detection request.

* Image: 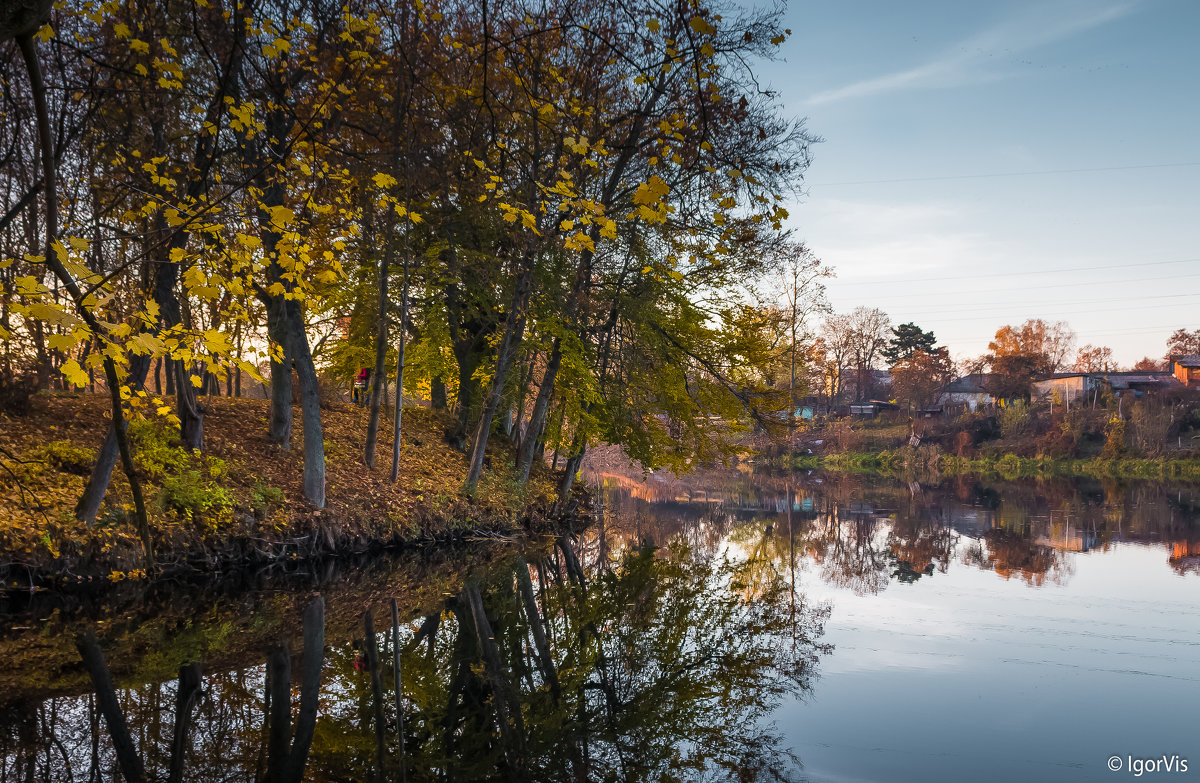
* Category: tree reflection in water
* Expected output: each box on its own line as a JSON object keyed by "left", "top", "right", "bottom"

{"left": 0, "top": 537, "right": 829, "bottom": 782}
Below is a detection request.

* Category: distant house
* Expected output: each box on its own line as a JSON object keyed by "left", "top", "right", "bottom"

{"left": 1032, "top": 370, "right": 1180, "bottom": 403}
{"left": 1030, "top": 373, "right": 1101, "bottom": 405}
{"left": 1099, "top": 371, "right": 1180, "bottom": 396}
{"left": 1170, "top": 355, "right": 1200, "bottom": 388}
{"left": 938, "top": 373, "right": 995, "bottom": 412}
{"left": 849, "top": 400, "right": 900, "bottom": 417}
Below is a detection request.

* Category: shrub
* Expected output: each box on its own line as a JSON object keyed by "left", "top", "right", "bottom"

{"left": 129, "top": 419, "right": 190, "bottom": 480}
{"left": 1101, "top": 415, "right": 1127, "bottom": 459}
{"left": 999, "top": 401, "right": 1031, "bottom": 439}
{"left": 250, "top": 479, "right": 284, "bottom": 518}
{"left": 159, "top": 469, "right": 232, "bottom": 523}
{"left": 996, "top": 453, "right": 1023, "bottom": 479}
{"left": 1129, "top": 401, "right": 1170, "bottom": 457}
{"left": 37, "top": 440, "right": 96, "bottom": 475}
{"left": 130, "top": 418, "right": 233, "bottom": 527}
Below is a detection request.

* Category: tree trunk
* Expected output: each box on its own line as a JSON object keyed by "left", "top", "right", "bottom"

{"left": 285, "top": 299, "right": 325, "bottom": 508}
{"left": 75, "top": 423, "right": 121, "bottom": 524}
{"left": 264, "top": 643, "right": 291, "bottom": 783}
{"left": 389, "top": 262, "right": 411, "bottom": 482}
{"left": 464, "top": 263, "right": 533, "bottom": 493}
{"left": 74, "top": 631, "right": 145, "bottom": 783}
{"left": 464, "top": 581, "right": 526, "bottom": 768}
{"left": 174, "top": 359, "right": 204, "bottom": 452}
{"left": 167, "top": 663, "right": 203, "bottom": 783}
{"left": 282, "top": 596, "right": 325, "bottom": 783}
{"left": 266, "top": 296, "right": 293, "bottom": 447}
{"left": 516, "top": 338, "right": 561, "bottom": 482}
{"left": 364, "top": 611, "right": 387, "bottom": 783}
{"left": 20, "top": 33, "right": 153, "bottom": 554}
{"left": 431, "top": 375, "right": 447, "bottom": 409}
{"left": 390, "top": 598, "right": 407, "bottom": 783}
{"left": 555, "top": 444, "right": 586, "bottom": 515}
{"left": 364, "top": 238, "right": 390, "bottom": 469}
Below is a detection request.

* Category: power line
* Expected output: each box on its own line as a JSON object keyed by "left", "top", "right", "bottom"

{"left": 831, "top": 271, "right": 1200, "bottom": 302}
{"left": 834, "top": 257, "right": 1199, "bottom": 286}
{"left": 812, "top": 162, "right": 1200, "bottom": 187}
{"left": 918, "top": 305, "right": 1197, "bottom": 325}
{"left": 893, "top": 292, "right": 1200, "bottom": 319}
{"left": 953, "top": 324, "right": 1194, "bottom": 344}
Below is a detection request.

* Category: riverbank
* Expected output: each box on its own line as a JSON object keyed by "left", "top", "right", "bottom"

{"left": 791, "top": 447, "right": 1200, "bottom": 480}
{"left": 0, "top": 394, "right": 580, "bottom": 587}
{"left": 0, "top": 538, "right": 537, "bottom": 709}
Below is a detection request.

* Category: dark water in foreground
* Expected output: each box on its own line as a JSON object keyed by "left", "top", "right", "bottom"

{"left": 1, "top": 471, "right": 1198, "bottom": 782}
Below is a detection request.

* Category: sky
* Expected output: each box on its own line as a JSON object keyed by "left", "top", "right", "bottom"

{"left": 759, "top": 0, "right": 1200, "bottom": 367}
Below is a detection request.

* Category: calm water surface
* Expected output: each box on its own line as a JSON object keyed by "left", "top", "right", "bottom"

{"left": 1, "top": 470, "right": 1197, "bottom": 782}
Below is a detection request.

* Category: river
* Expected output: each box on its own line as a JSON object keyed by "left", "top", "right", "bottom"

{"left": 1, "top": 469, "right": 1197, "bottom": 781}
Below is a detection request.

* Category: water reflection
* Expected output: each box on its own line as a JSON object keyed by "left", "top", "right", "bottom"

{"left": 585, "top": 467, "right": 1200, "bottom": 592}
{"left": 0, "top": 536, "right": 829, "bottom": 782}
{"left": 3, "top": 471, "right": 1197, "bottom": 782}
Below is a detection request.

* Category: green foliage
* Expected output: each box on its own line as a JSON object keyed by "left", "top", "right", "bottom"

{"left": 159, "top": 470, "right": 233, "bottom": 524}
{"left": 882, "top": 322, "right": 938, "bottom": 366}
{"left": 128, "top": 419, "right": 191, "bottom": 481}
{"left": 250, "top": 479, "right": 284, "bottom": 518}
{"left": 996, "top": 453, "right": 1023, "bottom": 480}
{"left": 129, "top": 419, "right": 232, "bottom": 526}
{"left": 35, "top": 440, "right": 96, "bottom": 475}
{"left": 806, "top": 449, "right": 1200, "bottom": 481}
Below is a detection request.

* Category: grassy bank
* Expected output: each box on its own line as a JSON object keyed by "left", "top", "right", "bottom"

{"left": 0, "top": 394, "right": 571, "bottom": 586}
{"left": 791, "top": 447, "right": 1200, "bottom": 481}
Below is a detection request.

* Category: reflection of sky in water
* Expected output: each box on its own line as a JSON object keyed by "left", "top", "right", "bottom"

{"left": 588, "top": 469, "right": 1200, "bottom": 782}
{"left": 781, "top": 541, "right": 1200, "bottom": 783}
{"left": 3, "top": 471, "right": 1197, "bottom": 781}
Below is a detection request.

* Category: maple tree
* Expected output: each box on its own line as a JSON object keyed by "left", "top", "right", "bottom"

{"left": 1, "top": 0, "right": 820, "bottom": 562}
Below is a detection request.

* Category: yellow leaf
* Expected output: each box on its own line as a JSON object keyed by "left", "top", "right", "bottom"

{"left": 203, "top": 328, "right": 232, "bottom": 355}
{"left": 47, "top": 331, "right": 84, "bottom": 352}
{"left": 266, "top": 205, "right": 295, "bottom": 226}
{"left": 128, "top": 332, "right": 163, "bottom": 356}
{"left": 61, "top": 359, "right": 88, "bottom": 388}
{"left": 632, "top": 175, "right": 669, "bottom": 206}
{"left": 190, "top": 374, "right": 203, "bottom": 388}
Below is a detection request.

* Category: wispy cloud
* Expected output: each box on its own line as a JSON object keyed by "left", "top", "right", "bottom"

{"left": 805, "top": 2, "right": 1136, "bottom": 106}
{"left": 800, "top": 198, "right": 994, "bottom": 281}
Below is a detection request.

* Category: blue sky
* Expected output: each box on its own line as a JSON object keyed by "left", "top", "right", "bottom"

{"left": 761, "top": 0, "right": 1199, "bottom": 366}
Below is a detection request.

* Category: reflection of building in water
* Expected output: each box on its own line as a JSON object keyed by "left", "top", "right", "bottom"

{"left": 1169, "top": 540, "right": 1200, "bottom": 575}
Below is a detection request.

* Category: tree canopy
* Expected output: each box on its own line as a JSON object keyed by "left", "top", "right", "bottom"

{"left": 0, "top": 0, "right": 819, "bottom": 551}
